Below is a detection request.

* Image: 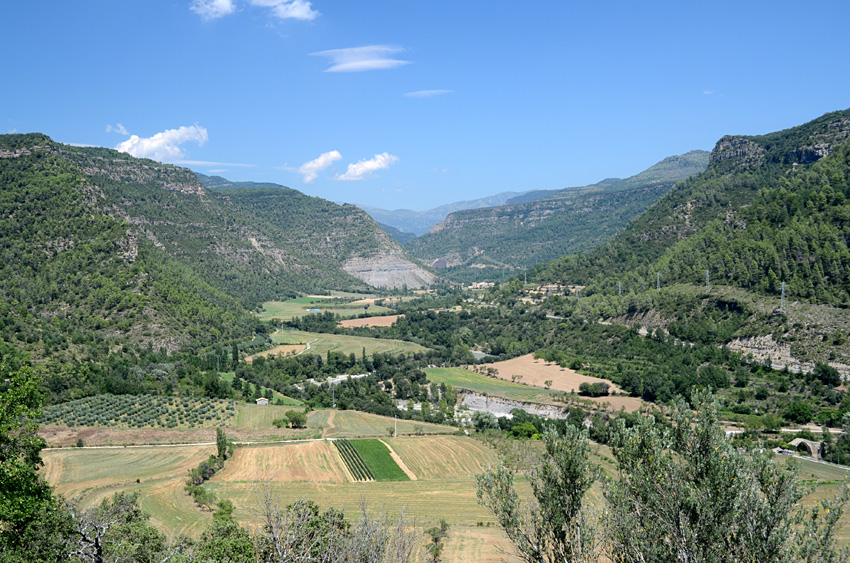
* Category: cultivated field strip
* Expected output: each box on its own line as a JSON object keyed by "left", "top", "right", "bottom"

{"left": 385, "top": 436, "right": 495, "bottom": 480}
{"left": 213, "top": 441, "right": 348, "bottom": 483}
{"left": 333, "top": 439, "right": 374, "bottom": 481}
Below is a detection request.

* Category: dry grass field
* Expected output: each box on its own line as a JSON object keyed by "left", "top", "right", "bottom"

{"left": 40, "top": 445, "right": 217, "bottom": 536}
{"left": 216, "top": 440, "right": 347, "bottom": 483}
{"left": 338, "top": 314, "right": 404, "bottom": 328}
{"left": 41, "top": 445, "right": 216, "bottom": 499}
{"left": 40, "top": 430, "right": 850, "bottom": 560}
{"left": 309, "top": 409, "right": 456, "bottom": 438}
{"left": 477, "top": 354, "right": 643, "bottom": 411}
{"left": 385, "top": 436, "right": 494, "bottom": 480}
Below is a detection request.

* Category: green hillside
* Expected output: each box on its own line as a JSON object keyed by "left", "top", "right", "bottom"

{"left": 406, "top": 151, "right": 709, "bottom": 281}
{"left": 0, "top": 134, "right": 253, "bottom": 359}
{"left": 533, "top": 109, "right": 850, "bottom": 306}
{"left": 0, "top": 134, "right": 426, "bottom": 359}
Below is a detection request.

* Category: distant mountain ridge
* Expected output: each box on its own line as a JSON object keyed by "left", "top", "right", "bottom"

{"left": 405, "top": 150, "right": 709, "bottom": 281}
{"left": 358, "top": 191, "right": 532, "bottom": 236}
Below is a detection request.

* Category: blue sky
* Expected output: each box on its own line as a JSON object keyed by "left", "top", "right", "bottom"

{"left": 3, "top": 1, "right": 849, "bottom": 210}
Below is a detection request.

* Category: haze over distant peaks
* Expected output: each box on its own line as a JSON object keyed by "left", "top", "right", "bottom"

{"left": 358, "top": 191, "right": 532, "bottom": 236}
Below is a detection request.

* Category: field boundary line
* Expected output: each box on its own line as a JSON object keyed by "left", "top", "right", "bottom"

{"left": 379, "top": 439, "right": 417, "bottom": 481}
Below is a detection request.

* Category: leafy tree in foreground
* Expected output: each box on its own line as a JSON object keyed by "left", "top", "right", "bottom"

{"left": 0, "top": 352, "right": 71, "bottom": 562}
{"left": 605, "top": 390, "right": 850, "bottom": 563}
{"left": 476, "top": 425, "right": 601, "bottom": 563}
{"left": 478, "top": 389, "right": 850, "bottom": 563}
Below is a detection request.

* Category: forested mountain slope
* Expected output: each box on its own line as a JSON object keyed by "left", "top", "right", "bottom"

{"left": 406, "top": 151, "right": 708, "bottom": 281}
{"left": 0, "top": 134, "right": 433, "bottom": 358}
{"left": 533, "top": 109, "right": 850, "bottom": 307}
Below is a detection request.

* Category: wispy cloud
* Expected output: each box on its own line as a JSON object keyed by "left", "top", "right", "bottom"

{"left": 190, "top": 0, "right": 318, "bottom": 21}
{"left": 190, "top": 0, "right": 236, "bottom": 20}
{"left": 115, "top": 125, "right": 208, "bottom": 162}
{"left": 311, "top": 45, "right": 410, "bottom": 73}
{"left": 404, "top": 89, "right": 453, "bottom": 98}
{"left": 337, "top": 153, "right": 398, "bottom": 181}
{"left": 176, "top": 159, "right": 255, "bottom": 167}
{"left": 703, "top": 90, "right": 715, "bottom": 95}
{"left": 105, "top": 123, "right": 129, "bottom": 135}
{"left": 298, "top": 150, "right": 341, "bottom": 183}
{"left": 248, "top": 0, "right": 318, "bottom": 20}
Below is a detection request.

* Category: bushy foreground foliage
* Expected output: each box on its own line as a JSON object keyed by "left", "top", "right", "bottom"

{"left": 477, "top": 391, "right": 850, "bottom": 563}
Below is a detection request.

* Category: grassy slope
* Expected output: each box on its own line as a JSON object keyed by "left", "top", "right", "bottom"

{"left": 426, "top": 367, "right": 562, "bottom": 404}
{"left": 270, "top": 329, "right": 427, "bottom": 357}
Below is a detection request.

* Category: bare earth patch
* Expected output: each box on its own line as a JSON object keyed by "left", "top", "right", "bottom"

{"left": 338, "top": 314, "right": 404, "bottom": 328}
{"left": 246, "top": 343, "right": 306, "bottom": 363}
{"left": 477, "top": 354, "right": 642, "bottom": 412}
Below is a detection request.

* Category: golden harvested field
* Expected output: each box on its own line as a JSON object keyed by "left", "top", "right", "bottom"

{"left": 478, "top": 354, "right": 643, "bottom": 412}
{"left": 41, "top": 444, "right": 216, "bottom": 499}
{"left": 216, "top": 440, "right": 347, "bottom": 483}
{"left": 386, "top": 436, "right": 495, "bottom": 480}
{"left": 338, "top": 314, "right": 404, "bottom": 328}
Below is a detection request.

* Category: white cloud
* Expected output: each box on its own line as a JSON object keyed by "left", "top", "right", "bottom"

{"left": 337, "top": 153, "right": 398, "bottom": 181}
{"left": 115, "top": 125, "right": 209, "bottom": 162}
{"left": 105, "top": 123, "right": 129, "bottom": 135}
{"left": 298, "top": 150, "right": 342, "bottom": 183}
{"left": 311, "top": 45, "right": 410, "bottom": 73}
{"left": 404, "top": 89, "right": 453, "bottom": 98}
{"left": 190, "top": 0, "right": 236, "bottom": 19}
{"left": 249, "top": 0, "right": 318, "bottom": 20}
{"left": 703, "top": 90, "right": 714, "bottom": 95}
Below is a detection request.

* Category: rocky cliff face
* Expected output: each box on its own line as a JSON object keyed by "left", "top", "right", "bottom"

{"left": 342, "top": 255, "right": 436, "bottom": 289}
{"left": 709, "top": 136, "right": 766, "bottom": 168}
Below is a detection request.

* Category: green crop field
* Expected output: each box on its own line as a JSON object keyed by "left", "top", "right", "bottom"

{"left": 258, "top": 294, "right": 391, "bottom": 321}
{"left": 271, "top": 329, "right": 427, "bottom": 357}
{"left": 348, "top": 439, "right": 409, "bottom": 481}
{"left": 425, "top": 367, "right": 562, "bottom": 404}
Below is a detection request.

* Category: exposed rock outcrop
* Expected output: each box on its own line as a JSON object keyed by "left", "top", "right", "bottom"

{"left": 342, "top": 254, "right": 436, "bottom": 289}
